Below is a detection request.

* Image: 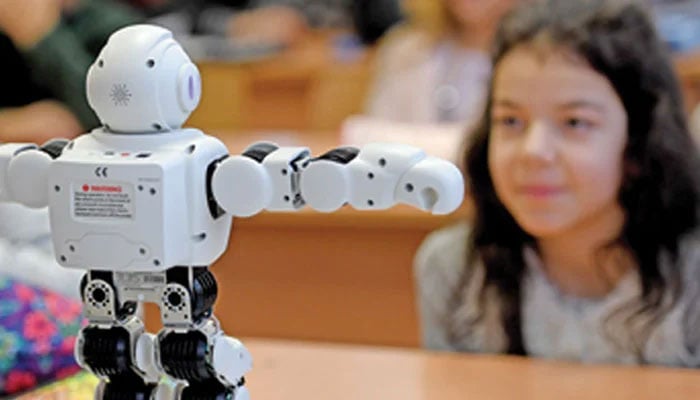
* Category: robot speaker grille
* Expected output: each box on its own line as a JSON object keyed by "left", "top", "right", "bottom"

{"left": 110, "top": 83, "right": 132, "bottom": 106}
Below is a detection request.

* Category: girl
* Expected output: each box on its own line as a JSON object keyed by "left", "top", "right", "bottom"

{"left": 415, "top": 0, "right": 700, "bottom": 366}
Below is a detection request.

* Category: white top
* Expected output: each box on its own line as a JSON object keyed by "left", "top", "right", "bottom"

{"left": 365, "top": 29, "right": 491, "bottom": 126}
{"left": 414, "top": 222, "right": 700, "bottom": 366}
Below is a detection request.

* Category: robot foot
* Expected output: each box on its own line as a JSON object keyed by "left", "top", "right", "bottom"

{"left": 180, "top": 379, "right": 236, "bottom": 400}
{"left": 94, "top": 374, "right": 157, "bottom": 400}
{"left": 151, "top": 379, "right": 249, "bottom": 400}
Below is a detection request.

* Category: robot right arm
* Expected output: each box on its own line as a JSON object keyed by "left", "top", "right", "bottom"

{"left": 0, "top": 139, "right": 70, "bottom": 208}
{"left": 211, "top": 141, "right": 464, "bottom": 217}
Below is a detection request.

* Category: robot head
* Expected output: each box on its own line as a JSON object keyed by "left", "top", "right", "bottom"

{"left": 86, "top": 25, "right": 202, "bottom": 133}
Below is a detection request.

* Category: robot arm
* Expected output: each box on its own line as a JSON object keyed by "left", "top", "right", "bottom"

{"left": 210, "top": 142, "right": 310, "bottom": 217}
{"left": 0, "top": 139, "right": 71, "bottom": 208}
{"left": 302, "top": 143, "right": 464, "bottom": 214}
{"left": 211, "top": 141, "right": 464, "bottom": 217}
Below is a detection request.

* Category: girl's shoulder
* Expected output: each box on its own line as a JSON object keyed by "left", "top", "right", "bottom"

{"left": 414, "top": 222, "right": 509, "bottom": 352}
{"left": 415, "top": 222, "right": 471, "bottom": 268}
{"left": 414, "top": 222, "right": 473, "bottom": 294}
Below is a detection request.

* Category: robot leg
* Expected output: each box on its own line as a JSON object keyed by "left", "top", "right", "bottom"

{"left": 154, "top": 266, "right": 252, "bottom": 399}
{"left": 75, "top": 271, "right": 161, "bottom": 399}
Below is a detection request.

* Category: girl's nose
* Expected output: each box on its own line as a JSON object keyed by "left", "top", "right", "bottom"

{"left": 521, "top": 121, "right": 557, "bottom": 165}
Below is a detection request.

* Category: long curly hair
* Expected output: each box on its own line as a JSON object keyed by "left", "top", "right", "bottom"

{"left": 456, "top": 0, "right": 700, "bottom": 359}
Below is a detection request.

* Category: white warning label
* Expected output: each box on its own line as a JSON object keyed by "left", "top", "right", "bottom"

{"left": 73, "top": 182, "right": 134, "bottom": 219}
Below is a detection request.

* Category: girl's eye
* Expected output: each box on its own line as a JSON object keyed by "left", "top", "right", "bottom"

{"left": 493, "top": 116, "right": 525, "bottom": 131}
{"left": 564, "top": 117, "right": 594, "bottom": 132}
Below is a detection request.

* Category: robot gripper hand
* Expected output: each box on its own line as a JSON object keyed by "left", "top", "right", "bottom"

{"left": 211, "top": 141, "right": 464, "bottom": 217}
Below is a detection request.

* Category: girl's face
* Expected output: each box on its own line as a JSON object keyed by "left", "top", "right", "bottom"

{"left": 444, "top": 0, "right": 514, "bottom": 29}
{"left": 488, "top": 45, "right": 628, "bottom": 239}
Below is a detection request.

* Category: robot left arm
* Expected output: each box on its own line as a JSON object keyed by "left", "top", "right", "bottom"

{"left": 0, "top": 139, "right": 71, "bottom": 208}
{"left": 211, "top": 141, "right": 464, "bottom": 217}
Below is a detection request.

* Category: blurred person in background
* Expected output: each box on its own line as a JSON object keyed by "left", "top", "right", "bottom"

{"left": 0, "top": 0, "right": 142, "bottom": 296}
{"left": 0, "top": 0, "right": 142, "bottom": 143}
{"left": 340, "top": 0, "right": 517, "bottom": 163}
{"left": 364, "top": 0, "right": 518, "bottom": 126}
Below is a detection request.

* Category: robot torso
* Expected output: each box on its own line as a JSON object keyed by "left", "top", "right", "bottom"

{"left": 48, "top": 128, "right": 232, "bottom": 271}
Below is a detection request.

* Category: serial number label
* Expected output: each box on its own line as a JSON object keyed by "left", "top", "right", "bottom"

{"left": 114, "top": 272, "right": 166, "bottom": 291}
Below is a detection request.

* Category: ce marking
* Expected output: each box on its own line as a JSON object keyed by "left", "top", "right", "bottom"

{"left": 95, "top": 166, "right": 109, "bottom": 178}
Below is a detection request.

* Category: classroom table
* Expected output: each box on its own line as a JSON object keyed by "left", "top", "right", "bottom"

{"left": 16, "top": 338, "right": 700, "bottom": 400}
{"left": 144, "top": 131, "right": 470, "bottom": 347}
{"left": 241, "top": 339, "right": 700, "bottom": 400}
{"left": 187, "top": 30, "right": 375, "bottom": 132}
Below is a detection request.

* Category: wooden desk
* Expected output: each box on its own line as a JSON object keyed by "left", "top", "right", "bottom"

{"left": 187, "top": 31, "right": 375, "bottom": 132}
{"left": 145, "top": 131, "right": 469, "bottom": 347}
{"left": 244, "top": 339, "right": 700, "bottom": 400}
{"left": 17, "top": 339, "right": 699, "bottom": 399}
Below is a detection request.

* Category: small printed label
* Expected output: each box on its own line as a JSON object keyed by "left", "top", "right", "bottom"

{"left": 73, "top": 182, "right": 134, "bottom": 219}
{"left": 143, "top": 275, "right": 166, "bottom": 284}
{"left": 114, "top": 272, "right": 166, "bottom": 289}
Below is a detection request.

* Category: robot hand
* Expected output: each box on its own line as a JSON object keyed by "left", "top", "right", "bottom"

{"left": 0, "top": 139, "right": 69, "bottom": 207}
{"left": 0, "top": 143, "right": 38, "bottom": 202}
{"left": 211, "top": 141, "right": 464, "bottom": 217}
{"left": 302, "top": 143, "right": 464, "bottom": 214}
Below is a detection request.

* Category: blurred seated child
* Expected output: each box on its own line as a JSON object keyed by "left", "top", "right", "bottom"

{"left": 0, "top": 0, "right": 139, "bottom": 294}
{"left": 365, "top": 0, "right": 517, "bottom": 126}
{"left": 0, "top": 0, "right": 142, "bottom": 142}
{"left": 415, "top": 0, "right": 700, "bottom": 366}
{"left": 348, "top": 0, "right": 516, "bottom": 163}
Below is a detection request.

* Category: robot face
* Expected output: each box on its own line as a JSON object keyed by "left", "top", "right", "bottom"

{"left": 86, "top": 25, "right": 201, "bottom": 133}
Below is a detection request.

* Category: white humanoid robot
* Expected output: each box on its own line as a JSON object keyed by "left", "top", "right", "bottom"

{"left": 0, "top": 25, "right": 464, "bottom": 400}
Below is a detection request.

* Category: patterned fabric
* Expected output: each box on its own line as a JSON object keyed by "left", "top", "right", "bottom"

{"left": 13, "top": 372, "right": 98, "bottom": 400}
{"left": 0, "top": 275, "right": 84, "bottom": 396}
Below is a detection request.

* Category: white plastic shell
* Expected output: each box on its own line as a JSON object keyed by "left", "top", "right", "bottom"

{"left": 301, "top": 143, "right": 464, "bottom": 214}
{"left": 48, "top": 128, "right": 231, "bottom": 271}
{"left": 212, "top": 336, "right": 253, "bottom": 386}
{"left": 86, "top": 25, "right": 201, "bottom": 133}
{"left": 212, "top": 144, "right": 310, "bottom": 217}
{"left": 0, "top": 143, "right": 40, "bottom": 202}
